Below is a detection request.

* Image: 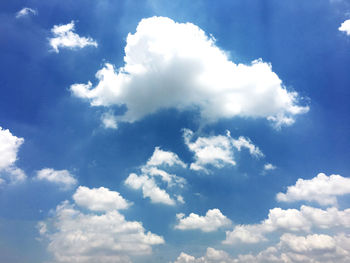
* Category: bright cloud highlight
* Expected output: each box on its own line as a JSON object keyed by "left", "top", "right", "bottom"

{"left": 339, "top": 19, "right": 350, "bottom": 35}
{"left": 70, "top": 16, "right": 308, "bottom": 128}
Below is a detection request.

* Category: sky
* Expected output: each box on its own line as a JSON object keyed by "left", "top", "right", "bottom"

{"left": 1, "top": 0, "right": 350, "bottom": 262}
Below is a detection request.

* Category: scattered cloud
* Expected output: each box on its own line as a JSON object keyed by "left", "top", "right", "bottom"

{"left": 16, "top": 7, "right": 37, "bottom": 18}
{"left": 264, "top": 163, "right": 276, "bottom": 171}
{"left": 276, "top": 173, "right": 350, "bottom": 206}
{"left": 183, "top": 129, "right": 262, "bottom": 172}
{"left": 146, "top": 147, "right": 186, "bottom": 168}
{"left": 0, "top": 126, "right": 26, "bottom": 184}
{"left": 35, "top": 168, "right": 77, "bottom": 190}
{"left": 174, "top": 247, "right": 233, "bottom": 263}
{"left": 339, "top": 19, "right": 350, "bottom": 35}
{"left": 49, "top": 21, "right": 98, "bottom": 53}
{"left": 175, "top": 209, "right": 231, "bottom": 232}
{"left": 73, "top": 186, "right": 131, "bottom": 212}
{"left": 70, "top": 16, "right": 308, "bottom": 128}
{"left": 101, "top": 111, "right": 118, "bottom": 129}
{"left": 223, "top": 205, "right": 350, "bottom": 245}
{"left": 39, "top": 191, "right": 164, "bottom": 263}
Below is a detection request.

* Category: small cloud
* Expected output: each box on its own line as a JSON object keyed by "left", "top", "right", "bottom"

{"left": 339, "top": 19, "right": 350, "bottom": 36}
{"left": 101, "top": 111, "right": 118, "bottom": 129}
{"left": 264, "top": 163, "right": 276, "bottom": 171}
{"left": 35, "top": 168, "right": 77, "bottom": 190}
{"left": 49, "top": 21, "right": 98, "bottom": 53}
{"left": 16, "top": 7, "right": 37, "bottom": 18}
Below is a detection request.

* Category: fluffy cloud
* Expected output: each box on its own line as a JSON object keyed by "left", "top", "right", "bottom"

{"left": 125, "top": 146, "right": 186, "bottom": 205}
{"left": 175, "top": 233, "right": 350, "bottom": 263}
{"left": 39, "top": 196, "right": 164, "bottom": 263}
{"left": 175, "top": 209, "right": 232, "bottom": 232}
{"left": 70, "top": 16, "right": 308, "bottom": 128}
{"left": 223, "top": 205, "right": 350, "bottom": 245}
{"left": 49, "top": 21, "right": 98, "bottom": 53}
{"left": 35, "top": 168, "right": 77, "bottom": 190}
{"left": 183, "top": 129, "right": 262, "bottom": 172}
{"left": 73, "top": 186, "right": 131, "bottom": 212}
{"left": 15, "top": 7, "right": 37, "bottom": 18}
{"left": 0, "top": 126, "right": 26, "bottom": 184}
{"left": 276, "top": 173, "right": 350, "bottom": 206}
{"left": 125, "top": 173, "right": 175, "bottom": 205}
{"left": 146, "top": 147, "right": 186, "bottom": 168}
{"left": 339, "top": 19, "right": 350, "bottom": 35}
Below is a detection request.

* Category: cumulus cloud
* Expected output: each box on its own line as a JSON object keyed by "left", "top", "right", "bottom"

{"left": 125, "top": 146, "right": 186, "bottom": 205}
{"left": 183, "top": 129, "right": 262, "bottom": 172}
{"left": 223, "top": 205, "right": 350, "bottom": 245}
{"left": 276, "top": 173, "right": 350, "bottom": 206}
{"left": 175, "top": 209, "right": 232, "bottom": 232}
{"left": 35, "top": 168, "right": 77, "bottom": 190}
{"left": 0, "top": 126, "right": 26, "bottom": 184}
{"left": 16, "top": 7, "right": 37, "bottom": 18}
{"left": 70, "top": 16, "right": 308, "bottom": 128}
{"left": 175, "top": 234, "right": 350, "bottom": 263}
{"left": 73, "top": 186, "right": 131, "bottom": 212}
{"left": 339, "top": 19, "right": 350, "bottom": 35}
{"left": 146, "top": 147, "right": 186, "bottom": 168}
{"left": 49, "top": 21, "right": 98, "bottom": 53}
{"left": 39, "top": 195, "right": 164, "bottom": 263}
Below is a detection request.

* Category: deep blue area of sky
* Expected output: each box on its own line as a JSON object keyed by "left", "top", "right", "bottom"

{"left": 0, "top": 0, "right": 350, "bottom": 262}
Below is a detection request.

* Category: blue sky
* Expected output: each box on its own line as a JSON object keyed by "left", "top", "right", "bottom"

{"left": 1, "top": 0, "right": 350, "bottom": 262}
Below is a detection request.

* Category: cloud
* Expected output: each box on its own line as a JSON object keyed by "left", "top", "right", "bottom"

{"left": 101, "top": 111, "right": 118, "bottom": 129}
{"left": 183, "top": 129, "right": 262, "bottom": 172}
{"left": 125, "top": 173, "right": 176, "bottom": 205}
{"left": 39, "top": 195, "right": 164, "bottom": 263}
{"left": 125, "top": 146, "right": 186, "bottom": 205}
{"left": 175, "top": 209, "right": 231, "bottom": 232}
{"left": 223, "top": 205, "right": 350, "bottom": 245}
{"left": 276, "top": 173, "right": 350, "bottom": 206}
{"left": 146, "top": 147, "right": 186, "bottom": 168}
{"left": 0, "top": 126, "right": 26, "bottom": 184}
{"left": 339, "top": 19, "right": 350, "bottom": 35}
{"left": 175, "top": 234, "right": 350, "bottom": 263}
{"left": 73, "top": 186, "right": 131, "bottom": 212}
{"left": 264, "top": 163, "right": 276, "bottom": 171}
{"left": 35, "top": 168, "right": 77, "bottom": 190}
{"left": 15, "top": 7, "right": 37, "bottom": 18}
{"left": 49, "top": 21, "right": 98, "bottom": 53}
{"left": 70, "top": 16, "right": 308, "bottom": 128}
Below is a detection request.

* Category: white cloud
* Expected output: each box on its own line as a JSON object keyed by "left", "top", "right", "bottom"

{"left": 141, "top": 166, "right": 186, "bottom": 188}
{"left": 73, "top": 186, "right": 131, "bottom": 212}
{"left": 146, "top": 147, "right": 186, "bottom": 168}
{"left": 39, "top": 198, "right": 164, "bottom": 263}
{"left": 101, "top": 111, "right": 118, "bottom": 129}
{"left": 36, "top": 168, "right": 77, "bottom": 190}
{"left": 175, "top": 209, "right": 232, "bottom": 232}
{"left": 339, "top": 19, "right": 350, "bottom": 35}
{"left": 49, "top": 21, "right": 98, "bottom": 53}
{"left": 176, "top": 233, "right": 350, "bottom": 263}
{"left": 276, "top": 173, "right": 350, "bottom": 206}
{"left": 223, "top": 205, "right": 350, "bottom": 245}
{"left": 264, "top": 163, "right": 276, "bottom": 171}
{"left": 0, "top": 126, "right": 26, "bottom": 184}
{"left": 16, "top": 7, "right": 37, "bottom": 18}
{"left": 70, "top": 16, "right": 308, "bottom": 128}
{"left": 183, "top": 129, "right": 262, "bottom": 172}
{"left": 125, "top": 173, "right": 176, "bottom": 205}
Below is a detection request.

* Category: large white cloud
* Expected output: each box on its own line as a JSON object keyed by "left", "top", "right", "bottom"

{"left": 223, "top": 205, "right": 350, "bottom": 245}
{"left": 175, "top": 209, "right": 232, "bottom": 232}
{"left": 39, "top": 190, "right": 164, "bottom": 263}
{"left": 73, "top": 186, "right": 131, "bottom": 212}
{"left": 35, "top": 168, "right": 77, "bottom": 190}
{"left": 339, "top": 19, "right": 350, "bottom": 35}
{"left": 0, "top": 126, "right": 26, "bottom": 184}
{"left": 183, "top": 129, "right": 263, "bottom": 172}
{"left": 276, "top": 173, "right": 350, "bottom": 206}
{"left": 70, "top": 16, "right": 308, "bottom": 128}
{"left": 49, "top": 21, "right": 98, "bottom": 53}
